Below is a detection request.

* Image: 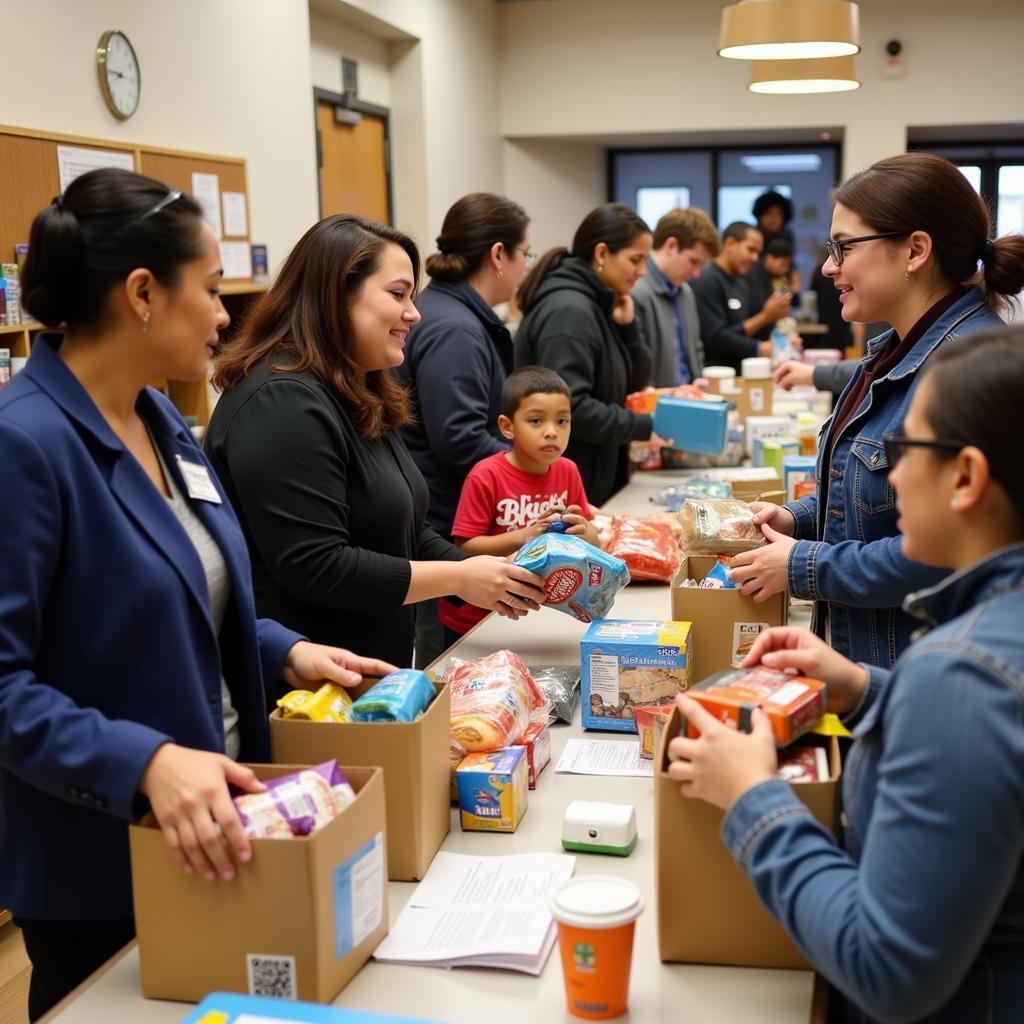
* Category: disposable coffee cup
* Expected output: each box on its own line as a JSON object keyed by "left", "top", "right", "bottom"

{"left": 702, "top": 365, "right": 735, "bottom": 395}
{"left": 550, "top": 875, "right": 644, "bottom": 1020}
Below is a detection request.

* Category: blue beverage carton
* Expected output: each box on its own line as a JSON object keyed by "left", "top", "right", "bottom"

{"left": 652, "top": 396, "right": 729, "bottom": 456}
{"left": 783, "top": 454, "right": 818, "bottom": 502}
{"left": 580, "top": 619, "right": 692, "bottom": 732}
{"left": 456, "top": 747, "right": 528, "bottom": 832}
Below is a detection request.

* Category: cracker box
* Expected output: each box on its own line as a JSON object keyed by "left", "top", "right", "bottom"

{"left": 456, "top": 747, "right": 528, "bottom": 832}
{"left": 783, "top": 454, "right": 817, "bottom": 502}
{"left": 520, "top": 719, "right": 551, "bottom": 789}
{"left": 634, "top": 704, "right": 675, "bottom": 759}
{"left": 743, "top": 414, "right": 793, "bottom": 457}
{"left": 686, "top": 667, "right": 827, "bottom": 746}
{"left": 580, "top": 619, "right": 692, "bottom": 732}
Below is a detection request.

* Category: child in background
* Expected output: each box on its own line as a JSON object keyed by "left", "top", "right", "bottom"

{"left": 441, "top": 366, "right": 600, "bottom": 646}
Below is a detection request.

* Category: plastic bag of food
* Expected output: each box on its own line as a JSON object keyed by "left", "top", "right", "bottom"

{"left": 606, "top": 515, "right": 681, "bottom": 583}
{"left": 349, "top": 669, "right": 435, "bottom": 723}
{"left": 276, "top": 683, "right": 353, "bottom": 722}
{"left": 679, "top": 499, "right": 766, "bottom": 555}
{"left": 698, "top": 555, "right": 738, "bottom": 590}
{"left": 233, "top": 760, "right": 356, "bottom": 839}
{"left": 445, "top": 650, "right": 551, "bottom": 751}
{"left": 513, "top": 533, "right": 629, "bottom": 622}
{"left": 530, "top": 665, "right": 581, "bottom": 724}
{"left": 652, "top": 477, "right": 734, "bottom": 510}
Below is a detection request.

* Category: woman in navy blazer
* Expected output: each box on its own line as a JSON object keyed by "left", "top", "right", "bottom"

{"left": 0, "top": 169, "right": 393, "bottom": 1021}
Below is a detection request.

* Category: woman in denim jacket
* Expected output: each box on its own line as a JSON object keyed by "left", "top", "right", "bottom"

{"left": 730, "top": 153, "right": 1024, "bottom": 668}
{"left": 670, "top": 325, "right": 1024, "bottom": 1023}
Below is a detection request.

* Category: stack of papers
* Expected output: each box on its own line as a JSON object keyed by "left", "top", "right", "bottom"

{"left": 372, "top": 851, "right": 575, "bottom": 975}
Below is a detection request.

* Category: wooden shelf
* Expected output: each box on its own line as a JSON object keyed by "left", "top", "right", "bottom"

{"left": 219, "top": 281, "right": 267, "bottom": 296}
{"left": 0, "top": 324, "right": 30, "bottom": 335}
{"left": 0, "top": 910, "right": 10, "bottom": 929}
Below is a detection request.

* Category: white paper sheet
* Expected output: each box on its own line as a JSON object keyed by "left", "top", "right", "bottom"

{"left": 222, "top": 190, "right": 248, "bottom": 236}
{"left": 219, "top": 241, "right": 252, "bottom": 280}
{"left": 555, "top": 737, "right": 653, "bottom": 777}
{"left": 56, "top": 145, "right": 134, "bottom": 192}
{"left": 191, "top": 171, "right": 223, "bottom": 238}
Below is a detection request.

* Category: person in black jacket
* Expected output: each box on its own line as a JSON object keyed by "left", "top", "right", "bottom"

{"left": 514, "top": 204, "right": 661, "bottom": 506}
{"left": 395, "top": 193, "right": 532, "bottom": 666}
{"left": 206, "top": 216, "right": 544, "bottom": 671}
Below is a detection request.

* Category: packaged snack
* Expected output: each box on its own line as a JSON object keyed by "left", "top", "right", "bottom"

{"left": 685, "top": 667, "right": 827, "bottom": 746}
{"left": 633, "top": 704, "right": 676, "bottom": 759}
{"left": 513, "top": 533, "right": 630, "bottom": 622}
{"left": 520, "top": 719, "right": 551, "bottom": 788}
{"left": 581, "top": 620, "right": 692, "bottom": 732}
{"left": 348, "top": 669, "right": 435, "bottom": 723}
{"left": 233, "top": 760, "right": 356, "bottom": 839}
{"left": 643, "top": 511, "right": 685, "bottom": 544}
{"left": 450, "top": 741, "right": 465, "bottom": 802}
{"left": 776, "top": 745, "right": 830, "bottom": 784}
{"left": 530, "top": 664, "right": 581, "bottom": 724}
{"left": 445, "top": 650, "right": 551, "bottom": 751}
{"left": 606, "top": 515, "right": 681, "bottom": 583}
{"left": 591, "top": 512, "right": 614, "bottom": 549}
{"left": 652, "top": 478, "right": 733, "bottom": 510}
{"left": 697, "top": 555, "right": 737, "bottom": 590}
{"left": 679, "top": 499, "right": 765, "bottom": 555}
{"left": 456, "top": 747, "right": 528, "bottom": 832}
{"left": 278, "top": 683, "right": 353, "bottom": 723}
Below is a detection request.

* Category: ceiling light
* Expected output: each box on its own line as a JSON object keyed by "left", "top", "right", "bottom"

{"left": 740, "top": 153, "right": 823, "bottom": 172}
{"left": 749, "top": 56, "right": 860, "bottom": 93}
{"left": 719, "top": 1, "right": 860, "bottom": 61}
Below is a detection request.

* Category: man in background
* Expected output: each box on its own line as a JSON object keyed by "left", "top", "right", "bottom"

{"left": 745, "top": 237, "right": 794, "bottom": 340}
{"left": 633, "top": 207, "right": 720, "bottom": 387}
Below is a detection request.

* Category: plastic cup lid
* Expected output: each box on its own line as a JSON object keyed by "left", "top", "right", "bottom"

{"left": 741, "top": 357, "right": 772, "bottom": 379}
{"left": 550, "top": 875, "right": 644, "bottom": 929}
{"left": 703, "top": 366, "right": 736, "bottom": 378}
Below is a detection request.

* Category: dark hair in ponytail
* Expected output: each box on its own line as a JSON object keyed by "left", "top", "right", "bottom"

{"left": 425, "top": 193, "right": 529, "bottom": 282}
{"left": 517, "top": 202, "right": 650, "bottom": 314}
{"left": 21, "top": 167, "right": 205, "bottom": 330}
{"left": 832, "top": 152, "right": 1024, "bottom": 307}
{"left": 922, "top": 323, "right": 1024, "bottom": 526}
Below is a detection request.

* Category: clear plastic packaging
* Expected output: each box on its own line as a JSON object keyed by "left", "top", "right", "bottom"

{"left": 679, "top": 499, "right": 766, "bottom": 555}
{"left": 606, "top": 515, "right": 681, "bottom": 583}
{"left": 652, "top": 477, "right": 733, "bottom": 510}
{"left": 529, "top": 665, "right": 581, "bottom": 724}
{"left": 348, "top": 669, "right": 435, "bottom": 723}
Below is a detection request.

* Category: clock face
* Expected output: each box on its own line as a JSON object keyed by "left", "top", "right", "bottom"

{"left": 97, "top": 30, "right": 140, "bottom": 120}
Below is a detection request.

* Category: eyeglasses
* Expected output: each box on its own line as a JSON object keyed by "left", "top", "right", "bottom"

{"left": 516, "top": 245, "right": 537, "bottom": 265}
{"left": 825, "top": 232, "right": 905, "bottom": 267}
{"left": 139, "top": 189, "right": 183, "bottom": 220}
{"left": 883, "top": 433, "right": 965, "bottom": 468}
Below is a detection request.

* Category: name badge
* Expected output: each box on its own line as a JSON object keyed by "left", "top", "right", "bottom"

{"left": 727, "top": 297, "right": 743, "bottom": 310}
{"left": 175, "top": 455, "right": 222, "bottom": 504}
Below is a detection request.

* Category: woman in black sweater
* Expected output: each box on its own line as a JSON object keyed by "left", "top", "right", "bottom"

{"left": 514, "top": 204, "right": 659, "bottom": 505}
{"left": 206, "top": 216, "right": 543, "bottom": 672}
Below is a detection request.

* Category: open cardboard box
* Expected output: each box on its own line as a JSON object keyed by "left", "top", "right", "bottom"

{"left": 671, "top": 556, "right": 788, "bottom": 683}
{"left": 131, "top": 764, "right": 387, "bottom": 1003}
{"left": 655, "top": 707, "right": 841, "bottom": 968}
{"left": 270, "top": 679, "right": 450, "bottom": 881}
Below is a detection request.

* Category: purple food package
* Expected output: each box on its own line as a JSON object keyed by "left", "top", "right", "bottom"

{"left": 233, "top": 759, "right": 356, "bottom": 839}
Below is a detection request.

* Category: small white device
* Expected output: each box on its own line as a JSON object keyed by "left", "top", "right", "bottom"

{"left": 561, "top": 801, "right": 638, "bottom": 857}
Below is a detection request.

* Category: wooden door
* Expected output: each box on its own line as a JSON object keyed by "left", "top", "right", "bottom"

{"left": 316, "top": 101, "right": 390, "bottom": 223}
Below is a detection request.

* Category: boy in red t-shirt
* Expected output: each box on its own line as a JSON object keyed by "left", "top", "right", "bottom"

{"left": 441, "top": 366, "right": 601, "bottom": 643}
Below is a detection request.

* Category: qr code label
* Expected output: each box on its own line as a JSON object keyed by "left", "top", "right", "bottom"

{"left": 246, "top": 953, "right": 296, "bottom": 1000}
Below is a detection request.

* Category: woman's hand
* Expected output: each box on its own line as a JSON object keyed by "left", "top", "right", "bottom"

{"left": 749, "top": 501, "right": 797, "bottom": 536}
{"left": 773, "top": 361, "right": 814, "bottom": 390}
{"left": 728, "top": 520, "right": 795, "bottom": 601}
{"left": 139, "top": 744, "right": 265, "bottom": 881}
{"left": 741, "top": 627, "right": 868, "bottom": 716}
{"left": 666, "top": 694, "right": 777, "bottom": 811}
{"left": 282, "top": 641, "right": 397, "bottom": 691}
{"left": 455, "top": 556, "right": 546, "bottom": 619}
{"left": 611, "top": 292, "right": 636, "bottom": 325}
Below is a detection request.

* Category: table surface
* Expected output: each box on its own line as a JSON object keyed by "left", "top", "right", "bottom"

{"left": 45, "top": 468, "right": 817, "bottom": 1024}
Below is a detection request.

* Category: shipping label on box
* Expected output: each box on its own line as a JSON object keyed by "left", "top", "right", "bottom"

{"left": 581, "top": 619, "right": 692, "bottom": 732}
{"left": 456, "top": 747, "right": 528, "bottom": 832}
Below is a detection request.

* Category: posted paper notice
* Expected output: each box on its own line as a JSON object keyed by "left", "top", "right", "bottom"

{"left": 57, "top": 145, "right": 134, "bottom": 192}
{"left": 192, "top": 172, "right": 223, "bottom": 238}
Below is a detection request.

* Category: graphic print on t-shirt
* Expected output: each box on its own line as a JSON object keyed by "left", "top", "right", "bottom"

{"left": 494, "top": 489, "right": 570, "bottom": 530}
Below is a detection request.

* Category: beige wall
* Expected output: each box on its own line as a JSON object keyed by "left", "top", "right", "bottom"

{"left": 309, "top": 10, "right": 393, "bottom": 106}
{"left": 498, "top": 0, "right": 1024, "bottom": 178}
{"left": 0, "top": 0, "right": 320, "bottom": 273}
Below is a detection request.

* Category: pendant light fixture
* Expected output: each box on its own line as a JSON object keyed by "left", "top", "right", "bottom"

{"left": 719, "top": 0, "right": 860, "bottom": 61}
{"left": 749, "top": 55, "right": 860, "bottom": 93}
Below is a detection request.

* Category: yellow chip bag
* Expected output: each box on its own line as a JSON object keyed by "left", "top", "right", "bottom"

{"left": 277, "top": 689, "right": 314, "bottom": 716}
{"left": 285, "top": 682, "right": 354, "bottom": 723}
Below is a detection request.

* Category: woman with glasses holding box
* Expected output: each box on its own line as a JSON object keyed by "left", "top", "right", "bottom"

{"left": 671, "top": 324, "right": 1024, "bottom": 1022}
{"left": 394, "top": 193, "right": 535, "bottom": 667}
{"left": 729, "top": 153, "right": 1024, "bottom": 668}
{"left": 0, "top": 170, "right": 393, "bottom": 1020}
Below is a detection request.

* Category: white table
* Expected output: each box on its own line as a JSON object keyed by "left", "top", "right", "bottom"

{"left": 44, "top": 469, "right": 817, "bottom": 1024}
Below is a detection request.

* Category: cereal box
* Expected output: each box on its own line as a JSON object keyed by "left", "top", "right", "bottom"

{"left": 520, "top": 720, "right": 551, "bottom": 789}
{"left": 581, "top": 620, "right": 692, "bottom": 732}
{"left": 456, "top": 747, "right": 528, "bottom": 832}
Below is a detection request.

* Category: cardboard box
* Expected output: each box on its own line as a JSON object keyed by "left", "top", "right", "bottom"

{"left": 655, "top": 707, "right": 841, "bottom": 968}
{"left": 700, "top": 467, "right": 783, "bottom": 503}
{"left": 580, "top": 619, "right": 692, "bottom": 732}
{"left": 270, "top": 680, "right": 450, "bottom": 881}
{"left": 744, "top": 414, "right": 794, "bottom": 457}
{"left": 520, "top": 719, "right": 551, "bottom": 789}
{"left": 672, "top": 557, "right": 788, "bottom": 683}
{"left": 456, "top": 747, "right": 528, "bottom": 832}
{"left": 783, "top": 454, "right": 817, "bottom": 501}
{"left": 131, "top": 765, "right": 387, "bottom": 1003}
{"left": 731, "top": 377, "right": 774, "bottom": 420}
